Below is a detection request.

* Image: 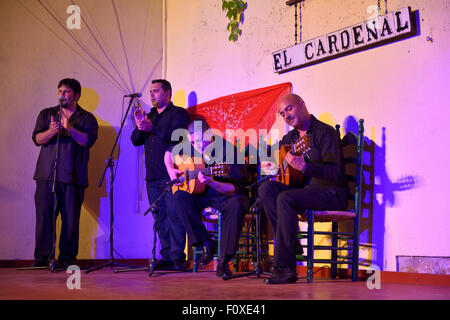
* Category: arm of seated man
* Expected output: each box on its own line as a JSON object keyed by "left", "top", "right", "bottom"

{"left": 284, "top": 151, "right": 306, "bottom": 173}
{"left": 198, "top": 172, "right": 235, "bottom": 196}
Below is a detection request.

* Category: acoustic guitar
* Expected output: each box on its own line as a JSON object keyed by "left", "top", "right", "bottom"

{"left": 172, "top": 154, "right": 230, "bottom": 194}
{"left": 277, "top": 134, "right": 310, "bottom": 187}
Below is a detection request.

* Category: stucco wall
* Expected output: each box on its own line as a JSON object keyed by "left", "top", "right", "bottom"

{"left": 165, "top": 0, "right": 450, "bottom": 271}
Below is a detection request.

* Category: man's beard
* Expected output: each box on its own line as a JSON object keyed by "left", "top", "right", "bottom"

{"left": 61, "top": 100, "right": 75, "bottom": 109}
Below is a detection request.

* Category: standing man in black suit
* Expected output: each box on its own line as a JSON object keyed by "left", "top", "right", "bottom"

{"left": 131, "top": 79, "right": 189, "bottom": 270}
{"left": 32, "top": 78, "right": 98, "bottom": 268}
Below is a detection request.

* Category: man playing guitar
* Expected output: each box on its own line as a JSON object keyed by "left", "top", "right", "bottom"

{"left": 259, "top": 93, "right": 348, "bottom": 284}
{"left": 165, "top": 118, "right": 250, "bottom": 278}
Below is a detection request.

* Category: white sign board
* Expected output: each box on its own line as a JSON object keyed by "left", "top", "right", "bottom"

{"left": 273, "top": 7, "right": 414, "bottom": 73}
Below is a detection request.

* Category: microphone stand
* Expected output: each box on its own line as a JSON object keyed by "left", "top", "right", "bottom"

{"left": 47, "top": 100, "right": 64, "bottom": 272}
{"left": 223, "top": 176, "right": 273, "bottom": 281}
{"left": 146, "top": 183, "right": 184, "bottom": 277}
{"left": 115, "top": 181, "right": 190, "bottom": 276}
{"left": 85, "top": 96, "right": 137, "bottom": 273}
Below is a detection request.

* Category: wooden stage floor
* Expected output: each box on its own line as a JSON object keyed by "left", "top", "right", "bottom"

{"left": 1, "top": 267, "right": 449, "bottom": 301}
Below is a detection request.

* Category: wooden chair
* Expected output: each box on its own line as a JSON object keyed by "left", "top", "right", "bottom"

{"left": 230, "top": 164, "right": 267, "bottom": 272}
{"left": 192, "top": 207, "right": 222, "bottom": 273}
{"left": 297, "top": 119, "right": 365, "bottom": 282}
{"left": 232, "top": 198, "right": 267, "bottom": 272}
{"left": 192, "top": 200, "right": 267, "bottom": 274}
{"left": 192, "top": 165, "right": 263, "bottom": 273}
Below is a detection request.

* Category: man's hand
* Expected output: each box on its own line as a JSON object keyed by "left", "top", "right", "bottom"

{"left": 198, "top": 171, "right": 213, "bottom": 185}
{"left": 60, "top": 113, "right": 71, "bottom": 133}
{"left": 168, "top": 167, "right": 184, "bottom": 186}
{"left": 198, "top": 171, "right": 235, "bottom": 195}
{"left": 134, "top": 108, "right": 152, "bottom": 132}
{"left": 285, "top": 152, "right": 306, "bottom": 173}
{"left": 49, "top": 115, "right": 60, "bottom": 135}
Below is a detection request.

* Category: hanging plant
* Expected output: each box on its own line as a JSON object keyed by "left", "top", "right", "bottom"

{"left": 222, "top": 0, "right": 247, "bottom": 42}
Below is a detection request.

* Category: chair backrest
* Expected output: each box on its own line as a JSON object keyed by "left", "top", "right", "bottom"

{"left": 336, "top": 120, "right": 365, "bottom": 211}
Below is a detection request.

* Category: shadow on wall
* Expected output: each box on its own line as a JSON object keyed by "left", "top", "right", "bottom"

{"left": 77, "top": 87, "right": 118, "bottom": 259}
{"left": 188, "top": 91, "right": 197, "bottom": 107}
{"left": 173, "top": 90, "right": 198, "bottom": 109}
{"left": 341, "top": 115, "right": 419, "bottom": 271}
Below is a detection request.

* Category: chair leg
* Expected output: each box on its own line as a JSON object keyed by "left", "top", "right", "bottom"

{"left": 352, "top": 217, "right": 360, "bottom": 281}
{"left": 307, "top": 210, "right": 314, "bottom": 283}
{"left": 193, "top": 247, "right": 198, "bottom": 273}
{"left": 331, "top": 222, "right": 338, "bottom": 279}
{"left": 256, "top": 208, "right": 262, "bottom": 267}
{"left": 218, "top": 212, "right": 222, "bottom": 258}
{"left": 218, "top": 211, "right": 222, "bottom": 270}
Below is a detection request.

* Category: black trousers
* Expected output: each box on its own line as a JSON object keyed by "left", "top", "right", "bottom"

{"left": 173, "top": 190, "right": 249, "bottom": 261}
{"left": 146, "top": 180, "right": 186, "bottom": 263}
{"left": 258, "top": 181, "right": 347, "bottom": 270}
{"left": 34, "top": 180, "right": 85, "bottom": 262}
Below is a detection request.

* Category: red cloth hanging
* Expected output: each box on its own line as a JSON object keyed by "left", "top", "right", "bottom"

{"left": 186, "top": 82, "right": 292, "bottom": 143}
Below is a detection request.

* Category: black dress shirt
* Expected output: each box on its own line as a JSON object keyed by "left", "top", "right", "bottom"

{"left": 280, "top": 115, "right": 347, "bottom": 189}
{"left": 131, "top": 102, "right": 189, "bottom": 181}
{"left": 32, "top": 104, "right": 98, "bottom": 187}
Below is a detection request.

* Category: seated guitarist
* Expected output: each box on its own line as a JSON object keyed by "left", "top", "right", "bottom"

{"left": 259, "top": 93, "right": 348, "bottom": 284}
{"left": 164, "top": 118, "right": 250, "bottom": 278}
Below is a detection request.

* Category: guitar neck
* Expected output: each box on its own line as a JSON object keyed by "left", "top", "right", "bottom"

{"left": 291, "top": 143, "right": 305, "bottom": 155}
{"left": 291, "top": 134, "right": 309, "bottom": 156}
{"left": 187, "top": 167, "right": 213, "bottom": 179}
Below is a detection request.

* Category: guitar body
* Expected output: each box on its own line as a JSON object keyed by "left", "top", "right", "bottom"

{"left": 172, "top": 155, "right": 206, "bottom": 194}
{"left": 277, "top": 145, "right": 305, "bottom": 187}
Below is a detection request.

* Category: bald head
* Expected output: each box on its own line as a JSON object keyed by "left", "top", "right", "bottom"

{"left": 277, "top": 94, "right": 304, "bottom": 111}
{"left": 278, "top": 93, "right": 310, "bottom": 130}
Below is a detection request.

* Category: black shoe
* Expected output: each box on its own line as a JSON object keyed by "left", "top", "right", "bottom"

{"left": 173, "top": 260, "right": 186, "bottom": 271}
{"left": 216, "top": 262, "right": 232, "bottom": 278}
{"left": 152, "top": 259, "right": 174, "bottom": 270}
{"left": 200, "top": 240, "right": 217, "bottom": 266}
{"left": 32, "top": 258, "right": 48, "bottom": 268}
{"left": 58, "top": 257, "right": 76, "bottom": 269}
{"left": 265, "top": 267, "right": 297, "bottom": 284}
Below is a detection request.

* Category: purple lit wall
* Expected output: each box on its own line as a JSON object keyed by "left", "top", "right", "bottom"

{"left": 165, "top": 0, "right": 450, "bottom": 272}
{"left": 0, "top": 0, "right": 164, "bottom": 261}
{"left": 1, "top": 0, "right": 449, "bottom": 273}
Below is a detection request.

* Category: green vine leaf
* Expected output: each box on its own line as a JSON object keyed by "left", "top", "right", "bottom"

{"left": 222, "top": 0, "right": 247, "bottom": 42}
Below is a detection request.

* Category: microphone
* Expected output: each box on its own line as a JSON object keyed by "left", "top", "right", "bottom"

{"left": 257, "top": 175, "right": 275, "bottom": 184}
{"left": 124, "top": 92, "right": 142, "bottom": 98}
{"left": 56, "top": 96, "right": 64, "bottom": 122}
{"left": 143, "top": 176, "right": 185, "bottom": 216}
{"left": 246, "top": 174, "right": 275, "bottom": 189}
{"left": 164, "top": 176, "right": 185, "bottom": 186}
